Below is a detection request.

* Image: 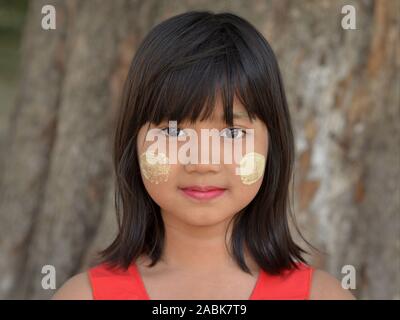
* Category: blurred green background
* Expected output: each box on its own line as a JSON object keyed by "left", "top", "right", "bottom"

{"left": 0, "top": 0, "right": 28, "bottom": 152}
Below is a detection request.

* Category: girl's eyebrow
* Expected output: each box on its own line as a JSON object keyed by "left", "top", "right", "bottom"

{"left": 158, "top": 112, "right": 254, "bottom": 126}
{"left": 232, "top": 111, "right": 249, "bottom": 119}
{"left": 231, "top": 111, "right": 253, "bottom": 122}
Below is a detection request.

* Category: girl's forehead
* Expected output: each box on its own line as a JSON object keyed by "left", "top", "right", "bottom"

{"left": 164, "top": 98, "right": 254, "bottom": 126}
{"left": 212, "top": 99, "right": 248, "bottom": 117}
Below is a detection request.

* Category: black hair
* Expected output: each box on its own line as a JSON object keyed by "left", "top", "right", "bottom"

{"left": 97, "top": 10, "right": 313, "bottom": 275}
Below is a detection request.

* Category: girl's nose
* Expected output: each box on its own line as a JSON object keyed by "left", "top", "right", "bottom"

{"left": 184, "top": 160, "right": 221, "bottom": 174}
{"left": 183, "top": 136, "right": 222, "bottom": 174}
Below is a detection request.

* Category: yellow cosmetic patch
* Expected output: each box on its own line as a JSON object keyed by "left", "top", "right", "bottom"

{"left": 139, "top": 150, "right": 171, "bottom": 184}
{"left": 239, "top": 152, "right": 266, "bottom": 185}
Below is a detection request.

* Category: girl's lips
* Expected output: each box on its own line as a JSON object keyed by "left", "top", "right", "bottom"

{"left": 179, "top": 186, "right": 227, "bottom": 201}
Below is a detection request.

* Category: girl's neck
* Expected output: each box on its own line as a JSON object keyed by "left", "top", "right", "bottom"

{"left": 139, "top": 211, "right": 259, "bottom": 275}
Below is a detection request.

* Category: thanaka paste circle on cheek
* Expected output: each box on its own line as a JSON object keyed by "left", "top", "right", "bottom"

{"left": 139, "top": 150, "right": 171, "bottom": 184}
{"left": 239, "top": 152, "right": 266, "bottom": 185}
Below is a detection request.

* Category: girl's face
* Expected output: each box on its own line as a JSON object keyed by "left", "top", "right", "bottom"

{"left": 137, "top": 96, "right": 268, "bottom": 227}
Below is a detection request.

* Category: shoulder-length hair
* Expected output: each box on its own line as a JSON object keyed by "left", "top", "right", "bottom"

{"left": 97, "top": 10, "right": 312, "bottom": 275}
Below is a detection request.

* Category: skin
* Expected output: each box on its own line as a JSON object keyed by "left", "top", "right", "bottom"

{"left": 52, "top": 95, "right": 355, "bottom": 300}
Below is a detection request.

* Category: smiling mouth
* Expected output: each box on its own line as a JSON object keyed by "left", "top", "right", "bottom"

{"left": 179, "top": 186, "right": 227, "bottom": 201}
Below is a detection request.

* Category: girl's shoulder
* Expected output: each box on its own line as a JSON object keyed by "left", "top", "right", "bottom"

{"left": 51, "top": 271, "right": 93, "bottom": 300}
{"left": 253, "top": 262, "right": 355, "bottom": 300}
{"left": 251, "top": 262, "right": 313, "bottom": 299}
{"left": 52, "top": 262, "right": 134, "bottom": 300}
{"left": 87, "top": 261, "right": 149, "bottom": 300}
{"left": 280, "top": 262, "right": 356, "bottom": 300}
{"left": 310, "top": 268, "right": 356, "bottom": 300}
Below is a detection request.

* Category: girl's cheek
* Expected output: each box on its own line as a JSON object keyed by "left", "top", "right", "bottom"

{"left": 139, "top": 150, "right": 171, "bottom": 184}
{"left": 238, "top": 152, "right": 266, "bottom": 185}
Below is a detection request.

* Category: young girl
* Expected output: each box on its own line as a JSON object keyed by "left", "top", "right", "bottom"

{"left": 53, "top": 11, "right": 354, "bottom": 300}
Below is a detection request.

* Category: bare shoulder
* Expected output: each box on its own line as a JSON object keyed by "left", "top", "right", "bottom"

{"left": 51, "top": 271, "right": 93, "bottom": 300}
{"left": 310, "top": 269, "right": 356, "bottom": 300}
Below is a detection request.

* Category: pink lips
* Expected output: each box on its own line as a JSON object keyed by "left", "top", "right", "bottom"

{"left": 180, "top": 185, "right": 226, "bottom": 201}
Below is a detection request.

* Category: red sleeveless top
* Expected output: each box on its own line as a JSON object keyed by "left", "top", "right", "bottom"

{"left": 88, "top": 261, "right": 314, "bottom": 300}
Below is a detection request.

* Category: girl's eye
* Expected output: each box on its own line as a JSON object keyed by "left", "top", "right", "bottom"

{"left": 160, "top": 126, "right": 186, "bottom": 137}
{"left": 220, "top": 127, "right": 246, "bottom": 139}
